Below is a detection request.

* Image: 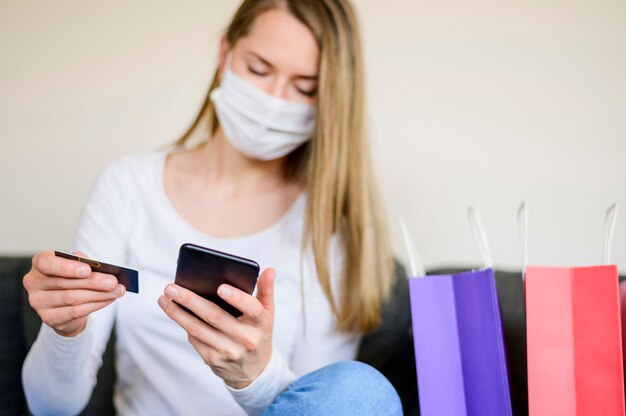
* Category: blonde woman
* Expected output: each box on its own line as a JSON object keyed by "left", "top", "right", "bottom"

{"left": 22, "top": 0, "right": 405, "bottom": 414}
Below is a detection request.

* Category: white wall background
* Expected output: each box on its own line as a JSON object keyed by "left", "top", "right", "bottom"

{"left": 1, "top": 0, "right": 625, "bottom": 271}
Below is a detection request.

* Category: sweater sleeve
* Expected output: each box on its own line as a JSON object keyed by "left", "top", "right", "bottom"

{"left": 225, "top": 346, "right": 297, "bottom": 416}
{"left": 22, "top": 307, "right": 116, "bottom": 415}
{"left": 22, "top": 160, "right": 134, "bottom": 415}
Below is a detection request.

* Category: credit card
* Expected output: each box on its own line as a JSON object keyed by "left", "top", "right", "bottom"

{"left": 54, "top": 250, "right": 139, "bottom": 293}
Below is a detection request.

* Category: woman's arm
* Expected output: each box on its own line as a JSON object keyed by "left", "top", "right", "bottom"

{"left": 22, "top": 301, "right": 116, "bottom": 415}
{"left": 22, "top": 161, "right": 133, "bottom": 414}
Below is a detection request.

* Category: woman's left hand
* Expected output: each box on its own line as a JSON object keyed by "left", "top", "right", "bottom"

{"left": 158, "top": 268, "right": 276, "bottom": 389}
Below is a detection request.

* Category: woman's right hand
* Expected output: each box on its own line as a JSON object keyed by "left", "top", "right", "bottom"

{"left": 23, "top": 251, "right": 126, "bottom": 337}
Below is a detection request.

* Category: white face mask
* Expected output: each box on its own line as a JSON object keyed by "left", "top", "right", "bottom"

{"left": 209, "top": 55, "right": 317, "bottom": 161}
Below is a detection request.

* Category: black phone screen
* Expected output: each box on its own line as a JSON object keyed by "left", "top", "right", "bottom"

{"left": 174, "top": 243, "right": 260, "bottom": 317}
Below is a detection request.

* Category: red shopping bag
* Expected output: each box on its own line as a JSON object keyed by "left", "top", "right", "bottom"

{"left": 522, "top": 203, "right": 625, "bottom": 415}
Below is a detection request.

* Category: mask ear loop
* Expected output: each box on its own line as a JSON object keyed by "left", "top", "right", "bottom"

{"left": 468, "top": 206, "right": 493, "bottom": 269}
{"left": 604, "top": 202, "right": 619, "bottom": 265}
{"left": 517, "top": 202, "right": 528, "bottom": 279}
{"left": 397, "top": 215, "right": 425, "bottom": 278}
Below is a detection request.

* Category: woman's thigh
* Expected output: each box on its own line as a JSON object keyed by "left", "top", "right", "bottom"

{"left": 263, "top": 361, "right": 402, "bottom": 416}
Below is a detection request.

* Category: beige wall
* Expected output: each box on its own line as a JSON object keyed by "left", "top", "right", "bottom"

{"left": 1, "top": 1, "right": 625, "bottom": 271}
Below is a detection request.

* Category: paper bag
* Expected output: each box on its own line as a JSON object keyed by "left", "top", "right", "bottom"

{"left": 522, "top": 203, "right": 625, "bottom": 415}
{"left": 402, "top": 209, "right": 513, "bottom": 415}
{"left": 526, "top": 266, "right": 624, "bottom": 415}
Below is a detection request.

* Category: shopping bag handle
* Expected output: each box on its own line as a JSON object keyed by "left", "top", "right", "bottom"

{"left": 468, "top": 206, "right": 494, "bottom": 269}
{"left": 518, "top": 202, "right": 618, "bottom": 271}
{"left": 398, "top": 215, "right": 425, "bottom": 278}
{"left": 399, "top": 208, "right": 494, "bottom": 278}
{"left": 517, "top": 202, "right": 528, "bottom": 276}
{"left": 604, "top": 202, "right": 619, "bottom": 265}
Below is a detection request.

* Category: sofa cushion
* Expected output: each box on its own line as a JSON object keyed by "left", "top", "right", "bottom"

{"left": 7, "top": 254, "right": 625, "bottom": 416}
{"left": 357, "top": 261, "right": 417, "bottom": 416}
{"left": 0, "top": 257, "right": 30, "bottom": 416}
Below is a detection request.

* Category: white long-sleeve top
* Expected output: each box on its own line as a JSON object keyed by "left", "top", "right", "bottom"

{"left": 22, "top": 149, "right": 360, "bottom": 416}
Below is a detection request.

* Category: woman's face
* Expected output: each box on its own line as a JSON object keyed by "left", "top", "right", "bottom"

{"left": 222, "top": 8, "right": 319, "bottom": 106}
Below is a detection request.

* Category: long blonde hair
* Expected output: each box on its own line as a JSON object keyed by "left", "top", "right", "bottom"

{"left": 177, "top": 0, "right": 393, "bottom": 333}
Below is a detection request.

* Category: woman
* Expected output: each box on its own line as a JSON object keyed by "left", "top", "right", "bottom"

{"left": 22, "top": 0, "right": 403, "bottom": 414}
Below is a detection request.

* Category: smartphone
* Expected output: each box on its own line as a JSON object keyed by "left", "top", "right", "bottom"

{"left": 54, "top": 250, "right": 139, "bottom": 293}
{"left": 174, "top": 243, "right": 260, "bottom": 317}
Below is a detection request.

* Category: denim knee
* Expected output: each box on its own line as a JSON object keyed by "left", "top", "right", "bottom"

{"left": 264, "top": 361, "right": 402, "bottom": 416}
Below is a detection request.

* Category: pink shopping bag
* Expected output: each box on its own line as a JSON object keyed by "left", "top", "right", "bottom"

{"left": 522, "top": 203, "right": 625, "bottom": 415}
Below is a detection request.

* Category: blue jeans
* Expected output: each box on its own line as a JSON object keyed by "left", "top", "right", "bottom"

{"left": 263, "top": 361, "right": 403, "bottom": 416}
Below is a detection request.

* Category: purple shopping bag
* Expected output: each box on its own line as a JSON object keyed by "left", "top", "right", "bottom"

{"left": 402, "top": 209, "right": 513, "bottom": 416}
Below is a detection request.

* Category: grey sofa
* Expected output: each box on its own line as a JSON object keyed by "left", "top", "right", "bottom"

{"left": 2, "top": 255, "right": 538, "bottom": 415}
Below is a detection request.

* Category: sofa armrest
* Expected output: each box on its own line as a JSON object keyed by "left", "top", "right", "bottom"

{"left": 0, "top": 256, "right": 32, "bottom": 415}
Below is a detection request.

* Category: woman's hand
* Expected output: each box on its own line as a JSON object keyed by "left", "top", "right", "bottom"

{"left": 23, "top": 251, "right": 126, "bottom": 337}
{"left": 158, "top": 268, "right": 276, "bottom": 389}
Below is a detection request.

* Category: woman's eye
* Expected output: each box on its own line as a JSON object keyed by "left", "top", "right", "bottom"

{"left": 248, "top": 66, "right": 268, "bottom": 76}
{"left": 295, "top": 82, "right": 317, "bottom": 97}
{"left": 296, "top": 87, "right": 317, "bottom": 97}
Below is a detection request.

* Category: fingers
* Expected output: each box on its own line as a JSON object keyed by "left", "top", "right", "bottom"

{"left": 33, "top": 251, "right": 92, "bottom": 279}
{"left": 38, "top": 272, "right": 120, "bottom": 292}
{"left": 217, "top": 284, "right": 265, "bottom": 322}
{"left": 164, "top": 269, "right": 276, "bottom": 327}
{"left": 161, "top": 284, "right": 238, "bottom": 330}
{"left": 158, "top": 296, "right": 244, "bottom": 360}
{"left": 161, "top": 280, "right": 271, "bottom": 353}
{"left": 29, "top": 286, "right": 125, "bottom": 309}
{"left": 43, "top": 299, "right": 116, "bottom": 329}
{"left": 213, "top": 268, "right": 275, "bottom": 324}
{"left": 253, "top": 268, "right": 276, "bottom": 314}
{"left": 26, "top": 251, "right": 119, "bottom": 292}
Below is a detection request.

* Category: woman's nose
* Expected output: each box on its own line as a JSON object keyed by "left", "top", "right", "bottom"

{"left": 267, "top": 78, "right": 289, "bottom": 100}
